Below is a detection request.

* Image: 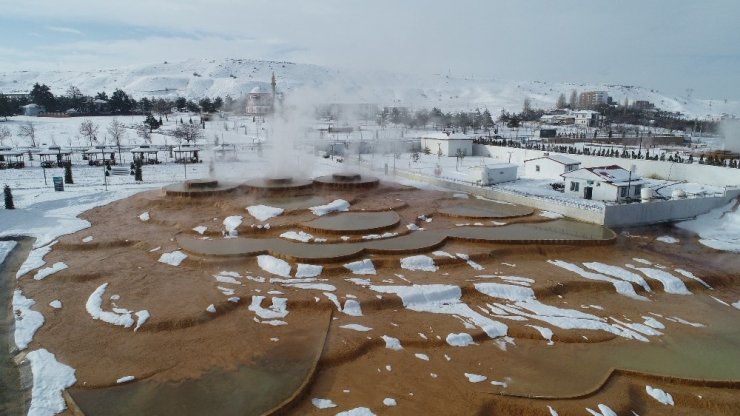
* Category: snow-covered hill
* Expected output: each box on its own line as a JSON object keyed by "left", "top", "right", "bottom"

{"left": 1, "top": 58, "right": 737, "bottom": 119}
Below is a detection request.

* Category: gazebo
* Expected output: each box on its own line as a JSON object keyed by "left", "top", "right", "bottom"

{"left": 173, "top": 145, "right": 201, "bottom": 164}
{"left": 0, "top": 149, "right": 25, "bottom": 169}
{"left": 38, "top": 146, "right": 72, "bottom": 168}
{"left": 84, "top": 146, "right": 117, "bottom": 166}
{"left": 131, "top": 145, "right": 160, "bottom": 165}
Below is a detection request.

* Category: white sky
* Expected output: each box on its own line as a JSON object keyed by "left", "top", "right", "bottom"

{"left": 1, "top": 0, "right": 739, "bottom": 99}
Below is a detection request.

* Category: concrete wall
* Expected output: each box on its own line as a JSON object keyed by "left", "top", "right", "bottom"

{"left": 603, "top": 189, "right": 740, "bottom": 227}
{"left": 422, "top": 138, "right": 472, "bottom": 157}
{"left": 474, "top": 144, "right": 740, "bottom": 187}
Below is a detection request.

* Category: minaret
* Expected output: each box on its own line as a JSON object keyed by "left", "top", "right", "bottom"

{"left": 271, "top": 72, "right": 276, "bottom": 113}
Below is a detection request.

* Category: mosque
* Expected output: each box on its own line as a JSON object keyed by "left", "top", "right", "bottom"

{"left": 245, "top": 72, "right": 277, "bottom": 116}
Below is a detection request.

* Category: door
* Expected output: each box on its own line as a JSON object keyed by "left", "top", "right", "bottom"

{"left": 584, "top": 187, "right": 593, "bottom": 200}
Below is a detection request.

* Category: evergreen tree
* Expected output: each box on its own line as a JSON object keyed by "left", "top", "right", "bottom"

{"left": 569, "top": 90, "right": 578, "bottom": 109}
{"left": 30, "top": 83, "right": 56, "bottom": 111}
{"left": 4, "top": 185, "right": 14, "bottom": 209}
{"left": 64, "top": 164, "right": 74, "bottom": 184}
{"left": 134, "top": 162, "right": 143, "bottom": 182}
{"left": 556, "top": 93, "right": 567, "bottom": 109}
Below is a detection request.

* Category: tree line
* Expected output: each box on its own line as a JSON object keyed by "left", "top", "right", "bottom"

{"left": 377, "top": 107, "right": 496, "bottom": 134}
{"left": 0, "top": 83, "right": 237, "bottom": 118}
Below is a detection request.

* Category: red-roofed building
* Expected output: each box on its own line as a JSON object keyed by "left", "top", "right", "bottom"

{"left": 561, "top": 165, "right": 644, "bottom": 202}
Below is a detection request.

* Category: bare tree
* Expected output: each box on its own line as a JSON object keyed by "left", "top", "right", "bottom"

{"left": 79, "top": 119, "right": 99, "bottom": 147}
{"left": 0, "top": 125, "right": 10, "bottom": 146}
{"left": 18, "top": 122, "right": 37, "bottom": 147}
{"left": 135, "top": 123, "right": 152, "bottom": 144}
{"left": 174, "top": 123, "right": 203, "bottom": 145}
{"left": 66, "top": 86, "right": 85, "bottom": 111}
{"left": 107, "top": 119, "right": 127, "bottom": 162}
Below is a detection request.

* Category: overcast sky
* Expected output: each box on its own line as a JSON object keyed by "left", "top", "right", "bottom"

{"left": 2, "top": 0, "right": 739, "bottom": 99}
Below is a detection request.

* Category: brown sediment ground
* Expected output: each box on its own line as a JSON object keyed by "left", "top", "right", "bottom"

{"left": 13, "top": 180, "right": 740, "bottom": 415}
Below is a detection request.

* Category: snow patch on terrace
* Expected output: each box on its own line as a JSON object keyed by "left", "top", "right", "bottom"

{"left": 85, "top": 283, "right": 135, "bottom": 328}
{"left": 280, "top": 231, "right": 314, "bottom": 242}
{"left": 310, "top": 199, "right": 350, "bottom": 216}
{"left": 335, "top": 408, "right": 376, "bottom": 416}
{"left": 369, "top": 284, "right": 508, "bottom": 338}
{"left": 223, "top": 215, "right": 243, "bottom": 236}
{"left": 586, "top": 404, "right": 617, "bottom": 416}
{"left": 582, "top": 262, "right": 652, "bottom": 292}
{"left": 400, "top": 255, "right": 438, "bottom": 272}
{"left": 158, "top": 250, "right": 187, "bottom": 266}
{"left": 26, "top": 348, "right": 77, "bottom": 416}
{"left": 192, "top": 226, "right": 207, "bottom": 235}
{"left": 33, "top": 262, "right": 68, "bottom": 280}
{"left": 381, "top": 335, "right": 403, "bottom": 350}
{"left": 526, "top": 325, "right": 554, "bottom": 345}
{"left": 630, "top": 267, "right": 691, "bottom": 295}
{"left": 465, "top": 373, "right": 487, "bottom": 383}
{"left": 246, "top": 205, "right": 284, "bottom": 222}
{"left": 340, "top": 323, "right": 373, "bottom": 332}
{"left": 446, "top": 333, "right": 475, "bottom": 347}
{"left": 344, "top": 259, "right": 376, "bottom": 275}
{"left": 674, "top": 268, "right": 712, "bottom": 289}
{"left": 17, "top": 241, "right": 57, "bottom": 279}
{"left": 656, "top": 235, "right": 679, "bottom": 244}
{"left": 295, "top": 263, "right": 323, "bottom": 278}
{"left": 311, "top": 398, "right": 337, "bottom": 409}
{"left": 549, "top": 260, "right": 648, "bottom": 301}
{"left": 456, "top": 253, "right": 484, "bottom": 270}
{"left": 249, "top": 296, "right": 288, "bottom": 320}
{"left": 214, "top": 272, "right": 242, "bottom": 285}
{"left": 13, "top": 289, "right": 45, "bottom": 350}
{"left": 475, "top": 282, "right": 651, "bottom": 342}
{"left": 138, "top": 212, "right": 150, "bottom": 221}
{"left": 646, "top": 385, "right": 674, "bottom": 406}
{"left": 257, "top": 255, "right": 291, "bottom": 277}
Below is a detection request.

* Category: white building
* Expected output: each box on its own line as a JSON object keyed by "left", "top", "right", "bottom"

{"left": 420, "top": 132, "right": 472, "bottom": 157}
{"left": 561, "top": 165, "right": 644, "bottom": 202}
{"left": 22, "top": 104, "right": 45, "bottom": 116}
{"left": 574, "top": 110, "right": 602, "bottom": 127}
{"left": 523, "top": 154, "right": 581, "bottom": 180}
{"left": 470, "top": 163, "right": 518, "bottom": 185}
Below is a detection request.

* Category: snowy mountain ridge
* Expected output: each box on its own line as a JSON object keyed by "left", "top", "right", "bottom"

{"left": 1, "top": 58, "right": 736, "bottom": 119}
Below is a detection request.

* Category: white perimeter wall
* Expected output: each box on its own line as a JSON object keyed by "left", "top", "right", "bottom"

{"left": 474, "top": 144, "right": 740, "bottom": 187}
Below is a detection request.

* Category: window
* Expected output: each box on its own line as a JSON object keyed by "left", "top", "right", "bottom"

{"left": 620, "top": 187, "right": 627, "bottom": 198}
{"left": 535, "top": 165, "right": 540, "bottom": 172}
{"left": 570, "top": 181, "right": 580, "bottom": 192}
{"left": 634, "top": 185, "right": 641, "bottom": 196}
